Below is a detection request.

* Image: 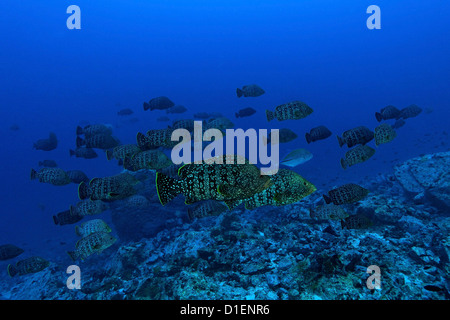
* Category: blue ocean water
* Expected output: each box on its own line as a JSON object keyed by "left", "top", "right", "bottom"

{"left": 0, "top": 0, "right": 449, "bottom": 300}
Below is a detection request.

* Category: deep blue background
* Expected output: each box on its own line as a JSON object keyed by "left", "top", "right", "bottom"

{"left": 0, "top": 1, "right": 449, "bottom": 255}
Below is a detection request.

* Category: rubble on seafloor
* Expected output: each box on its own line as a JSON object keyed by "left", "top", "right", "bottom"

{"left": 0, "top": 152, "right": 449, "bottom": 300}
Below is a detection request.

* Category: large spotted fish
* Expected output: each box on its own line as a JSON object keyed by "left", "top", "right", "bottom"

{"left": 266, "top": 101, "right": 313, "bottom": 122}
{"left": 30, "top": 168, "right": 71, "bottom": 186}
{"left": 323, "top": 183, "right": 369, "bottom": 205}
{"left": 67, "top": 231, "right": 116, "bottom": 261}
{"left": 340, "top": 145, "right": 375, "bottom": 169}
{"left": 337, "top": 126, "right": 374, "bottom": 148}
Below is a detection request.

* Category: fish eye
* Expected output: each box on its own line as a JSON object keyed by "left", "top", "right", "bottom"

{"left": 303, "top": 182, "right": 307, "bottom": 186}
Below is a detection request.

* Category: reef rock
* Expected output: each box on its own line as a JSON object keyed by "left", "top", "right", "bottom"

{"left": 394, "top": 151, "right": 450, "bottom": 211}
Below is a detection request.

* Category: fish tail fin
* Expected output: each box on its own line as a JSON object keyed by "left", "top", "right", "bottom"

{"left": 136, "top": 132, "right": 149, "bottom": 150}
{"left": 7, "top": 264, "right": 17, "bottom": 277}
{"left": 52, "top": 215, "right": 59, "bottom": 225}
{"left": 30, "top": 168, "right": 37, "bottom": 180}
{"left": 305, "top": 133, "right": 311, "bottom": 144}
{"left": 323, "top": 194, "right": 332, "bottom": 204}
{"left": 67, "top": 251, "right": 78, "bottom": 262}
{"left": 337, "top": 135, "right": 344, "bottom": 147}
{"left": 266, "top": 110, "right": 274, "bottom": 122}
{"left": 105, "top": 150, "right": 113, "bottom": 161}
{"left": 340, "top": 158, "right": 347, "bottom": 170}
{"left": 69, "top": 149, "right": 75, "bottom": 157}
{"left": 375, "top": 112, "right": 383, "bottom": 122}
{"left": 76, "top": 126, "right": 83, "bottom": 135}
{"left": 76, "top": 136, "right": 84, "bottom": 148}
{"left": 235, "top": 112, "right": 239, "bottom": 118}
{"left": 340, "top": 220, "right": 347, "bottom": 229}
{"left": 143, "top": 102, "right": 150, "bottom": 111}
{"left": 156, "top": 173, "right": 181, "bottom": 206}
{"left": 123, "top": 156, "right": 134, "bottom": 171}
{"left": 77, "top": 181, "right": 90, "bottom": 200}
{"left": 236, "top": 88, "right": 243, "bottom": 98}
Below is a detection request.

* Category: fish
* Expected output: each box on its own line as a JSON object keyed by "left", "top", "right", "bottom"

{"left": 398, "top": 104, "right": 422, "bottom": 119}
{"left": 76, "top": 124, "right": 112, "bottom": 137}
{"left": 66, "top": 170, "right": 90, "bottom": 184}
{"left": 78, "top": 173, "right": 138, "bottom": 202}
{"left": 53, "top": 209, "right": 83, "bottom": 226}
{"left": 264, "top": 128, "right": 298, "bottom": 145}
{"left": 309, "top": 203, "right": 349, "bottom": 220}
{"left": 156, "top": 155, "right": 272, "bottom": 206}
{"left": 70, "top": 147, "right": 98, "bottom": 159}
{"left": 341, "top": 214, "right": 373, "bottom": 229}
{"left": 143, "top": 96, "right": 175, "bottom": 111}
{"left": 280, "top": 148, "right": 313, "bottom": 167}
{"left": 76, "top": 134, "right": 120, "bottom": 150}
{"left": 38, "top": 160, "right": 58, "bottom": 167}
{"left": 123, "top": 149, "right": 172, "bottom": 171}
{"left": 323, "top": 183, "right": 369, "bottom": 205}
{"left": 204, "top": 117, "right": 234, "bottom": 134}
{"left": 75, "top": 219, "right": 112, "bottom": 237}
{"left": 136, "top": 128, "right": 175, "bottom": 150}
{"left": 232, "top": 168, "right": 316, "bottom": 210}
{"left": 67, "top": 231, "right": 117, "bottom": 261}
{"left": 171, "top": 119, "right": 196, "bottom": 132}
{"left": 70, "top": 200, "right": 109, "bottom": 217}
{"left": 33, "top": 132, "right": 57, "bottom": 151}
{"left": 235, "top": 107, "right": 257, "bottom": 118}
{"left": 391, "top": 119, "right": 406, "bottom": 130}
{"left": 337, "top": 126, "right": 374, "bottom": 148}
{"left": 166, "top": 105, "right": 187, "bottom": 114}
{"left": 187, "top": 200, "right": 228, "bottom": 220}
{"left": 30, "top": 168, "right": 71, "bottom": 186}
{"left": 117, "top": 108, "right": 134, "bottom": 116}
{"left": 0, "top": 244, "right": 24, "bottom": 261}
{"left": 157, "top": 116, "right": 171, "bottom": 122}
{"left": 305, "top": 126, "right": 332, "bottom": 143}
{"left": 266, "top": 101, "right": 313, "bottom": 122}
{"left": 340, "top": 145, "right": 376, "bottom": 169}
{"left": 374, "top": 123, "right": 397, "bottom": 146}
{"left": 236, "top": 84, "right": 265, "bottom": 98}
{"left": 105, "top": 144, "right": 141, "bottom": 161}
{"left": 194, "top": 112, "right": 213, "bottom": 119}
{"left": 375, "top": 105, "right": 401, "bottom": 122}
{"left": 7, "top": 256, "right": 50, "bottom": 277}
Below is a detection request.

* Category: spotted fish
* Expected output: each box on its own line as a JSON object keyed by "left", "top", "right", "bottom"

{"left": 337, "top": 126, "right": 374, "bottom": 148}
{"left": 341, "top": 214, "right": 373, "bottom": 229}
{"left": 76, "top": 134, "right": 120, "bottom": 150}
{"left": 76, "top": 124, "right": 112, "bottom": 137}
{"left": 143, "top": 96, "right": 175, "bottom": 111}
{"left": 78, "top": 173, "right": 138, "bottom": 201}
{"left": 375, "top": 105, "right": 401, "bottom": 122}
{"left": 30, "top": 168, "right": 71, "bottom": 186}
{"left": 136, "top": 128, "right": 175, "bottom": 150}
{"left": 105, "top": 144, "right": 141, "bottom": 161}
{"left": 0, "top": 244, "right": 24, "bottom": 261}
{"left": 53, "top": 209, "right": 83, "bottom": 226}
{"left": 225, "top": 169, "right": 316, "bottom": 210}
{"left": 236, "top": 84, "right": 265, "bottom": 98}
{"left": 340, "top": 145, "right": 376, "bottom": 169}
{"left": 187, "top": 200, "right": 228, "bottom": 220}
{"left": 374, "top": 123, "right": 397, "bottom": 146}
{"left": 323, "top": 183, "right": 369, "bottom": 205}
{"left": 70, "top": 147, "right": 98, "bottom": 159}
{"left": 7, "top": 256, "right": 50, "bottom": 277}
{"left": 70, "top": 200, "right": 109, "bottom": 217}
{"left": 75, "top": 219, "right": 112, "bottom": 237}
{"left": 67, "top": 231, "right": 117, "bottom": 261}
{"left": 305, "top": 125, "right": 332, "bottom": 144}
{"left": 266, "top": 101, "right": 313, "bottom": 122}
{"left": 123, "top": 149, "right": 172, "bottom": 171}
{"left": 398, "top": 104, "right": 422, "bottom": 119}
{"left": 309, "top": 203, "right": 348, "bottom": 220}
{"left": 156, "top": 155, "right": 272, "bottom": 206}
